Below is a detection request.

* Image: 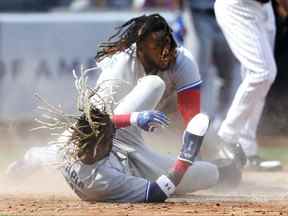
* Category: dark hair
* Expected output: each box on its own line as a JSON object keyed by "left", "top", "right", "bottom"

{"left": 71, "top": 108, "right": 114, "bottom": 162}
{"left": 95, "top": 13, "right": 177, "bottom": 61}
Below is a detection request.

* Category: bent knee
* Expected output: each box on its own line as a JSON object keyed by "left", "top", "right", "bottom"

{"left": 138, "top": 75, "right": 166, "bottom": 95}
{"left": 198, "top": 162, "right": 219, "bottom": 188}
{"left": 247, "top": 68, "right": 277, "bottom": 90}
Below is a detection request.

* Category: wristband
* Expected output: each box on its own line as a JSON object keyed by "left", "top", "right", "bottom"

{"left": 156, "top": 175, "right": 176, "bottom": 197}
{"left": 130, "top": 112, "right": 139, "bottom": 126}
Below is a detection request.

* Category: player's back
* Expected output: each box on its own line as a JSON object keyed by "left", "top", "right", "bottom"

{"left": 60, "top": 146, "right": 148, "bottom": 202}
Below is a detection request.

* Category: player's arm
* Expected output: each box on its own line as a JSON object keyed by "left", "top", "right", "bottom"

{"left": 112, "top": 111, "right": 169, "bottom": 131}
{"left": 177, "top": 85, "right": 201, "bottom": 126}
{"left": 146, "top": 114, "right": 209, "bottom": 202}
{"left": 172, "top": 47, "right": 202, "bottom": 126}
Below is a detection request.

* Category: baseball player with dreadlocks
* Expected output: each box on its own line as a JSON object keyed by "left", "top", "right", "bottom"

{"left": 6, "top": 13, "right": 242, "bottom": 202}
{"left": 58, "top": 85, "right": 214, "bottom": 202}
{"left": 5, "top": 60, "right": 218, "bottom": 203}
{"left": 90, "top": 13, "right": 242, "bottom": 182}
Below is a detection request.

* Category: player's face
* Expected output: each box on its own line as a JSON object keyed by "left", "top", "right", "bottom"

{"left": 139, "top": 31, "right": 176, "bottom": 74}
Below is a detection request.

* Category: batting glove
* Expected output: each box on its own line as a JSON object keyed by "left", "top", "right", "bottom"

{"left": 131, "top": 111, "right": 169, "bottom": 132}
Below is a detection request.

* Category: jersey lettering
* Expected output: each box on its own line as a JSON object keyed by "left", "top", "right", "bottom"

{"left": 64, "top": 164, "right": 84, "bottom": 189}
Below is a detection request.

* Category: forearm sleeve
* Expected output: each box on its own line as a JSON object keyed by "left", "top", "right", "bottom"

{"left": 177, "top": 88, "right": 200, "bottom": 126}
{"left": 112, "top": 114, "right": 131, "bottom": 128}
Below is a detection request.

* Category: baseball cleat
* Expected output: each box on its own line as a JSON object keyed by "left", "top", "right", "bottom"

{"left": 212, "top": 158, "right": 242, "bottom": 190}
{"left": 246, "top": 155, "right": 283, "bottom": 172}
{"left": 219, "top": 140, "right": 247, "bottom": 168}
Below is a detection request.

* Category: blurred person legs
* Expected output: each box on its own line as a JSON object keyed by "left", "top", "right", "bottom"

{"left": 214, "top": 0, "right": 282, "bottom": 171}
{"left": 187, "top": 5, "right": 239, "bottom": 128}
{"left": 181, "top": 3, "right": 243, "bottom": 186}
{"left": 5, "top": 144, "right": 63, "bottom": 180}
{"left": 185, "top": 3, "right": 244, "bottom": 168}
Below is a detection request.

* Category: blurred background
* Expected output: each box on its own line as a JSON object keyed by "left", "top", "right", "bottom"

{"left": 0, "top": 0, "right": 287, "bottom": 170}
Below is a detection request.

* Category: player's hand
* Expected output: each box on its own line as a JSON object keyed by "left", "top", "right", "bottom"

{"left": 131, "top": 111, "right": 169, "bottom": 132}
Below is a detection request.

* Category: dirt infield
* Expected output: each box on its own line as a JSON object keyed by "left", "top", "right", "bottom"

{"left": 0, "top": 121, "right": 288, "bottom": 216}
{"left": 1, "top": 170, "right": 288, "bottom": 216}
{"left": 1, "top": 198, "right": 288, "bottom": 216}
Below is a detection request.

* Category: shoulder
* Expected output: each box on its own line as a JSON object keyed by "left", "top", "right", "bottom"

{"left": 168, "top": 46, "right": 201, "bottom": 91}
{"left": 176, "top": 46, "right": 196, "bottom": 63}
{"left": 173, "top": 46, "right": 198, "bottom": 72}
{"left": 97, "top": 50, "right": 132, "bottom": 69}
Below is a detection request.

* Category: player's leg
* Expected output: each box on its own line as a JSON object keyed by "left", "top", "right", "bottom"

{"left": 112, "top": 75, "right": 165, "bottom": 148}
{"left": 127, "top": 115, "right": 220, "bottom": 193}
{"left": 5, "top": 143, "right": 62, "bottom": 179}
{"left": 238, "top": 98, "right": 264, "bottom": 157}
{"left": 5, "top": 129, "right": 71, "bottom": 179}
{"left": 214, "top": 0, "right": 277, "bottom": 146}
{"left": 114, "top": 75, "right": 165, "bottom": 113}
{"left": 238, "top": 1, "right": 276, "bottom": 157}
{"left": 238, "top": 3, "right": 282, "bottom": 171}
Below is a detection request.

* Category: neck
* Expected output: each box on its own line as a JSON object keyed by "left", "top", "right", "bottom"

{"left": 137, "top": 49, "right": 158, "bottom": 75}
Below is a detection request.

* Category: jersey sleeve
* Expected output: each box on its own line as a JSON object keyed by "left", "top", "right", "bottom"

{"left": 177, "top": 88, "right": 200, "bottom": 126}
{"left": 171, "top": 47, "right": 202, "bottom": 93}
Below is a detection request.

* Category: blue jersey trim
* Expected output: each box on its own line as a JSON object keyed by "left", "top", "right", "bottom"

{"left": 177, "top": 80, "right": 202, "bottom": 92}
{"left": 145, "top": 181, "right": 151, "bottom": 202}
{"left": 146, "top": 181, "right": 168, "bottom": 203}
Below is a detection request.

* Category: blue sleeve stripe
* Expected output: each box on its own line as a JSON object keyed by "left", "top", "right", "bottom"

{"left": 145, "top": 181, "right": 151, "bottom": 202}
{"left": 176, "top": 80, "right": 202, "bottom": 92}
{"left": 146, "top": 181, "right": 168, "bottom": 203}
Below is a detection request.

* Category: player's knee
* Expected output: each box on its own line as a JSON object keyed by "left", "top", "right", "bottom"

{"left": 264, "top": 61, "right": 277, "bottom": 85}
{"left": 268, "top": 65, "right": 277, "bottom": 84}
{"left": 139, "top": 75, "right": 166, "bottom": 96}
{"left": 263, "top": 62, "right": 277, "bottom": 86}
{"left": 246, "top": 69, "right": 276, "bottom": 93}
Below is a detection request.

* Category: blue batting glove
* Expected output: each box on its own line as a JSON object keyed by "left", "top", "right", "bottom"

{"left": 131, "top": 111, "right": 169, "bottom": 132}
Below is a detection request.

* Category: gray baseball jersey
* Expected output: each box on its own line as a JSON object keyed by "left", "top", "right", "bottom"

{"left": 61, "top": 145, "right": 149, "bottom": 202}
{"left": 60, "top": 127, "right": 219, "bottom": 202}
{"left": 95, "top": 45, "right": 202, "bottom": 101}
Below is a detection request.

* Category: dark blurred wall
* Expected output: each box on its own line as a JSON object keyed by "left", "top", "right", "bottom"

{"left": 261, "top": 8, "right": 288, "bottom": 136}
{"left": 0, "top": 0, "right": 69, "bottom": 12}
{"left": 274, "top": 17, "right": 288, "bottom": 87}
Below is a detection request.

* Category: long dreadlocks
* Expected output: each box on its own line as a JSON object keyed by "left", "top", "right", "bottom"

{"left": 95, "top": 13, "right": 177, "bottom": 62}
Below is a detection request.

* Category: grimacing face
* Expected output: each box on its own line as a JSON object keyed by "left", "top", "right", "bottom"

{"left": 138, "top": 31, "right": 176, "bottom": 74}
